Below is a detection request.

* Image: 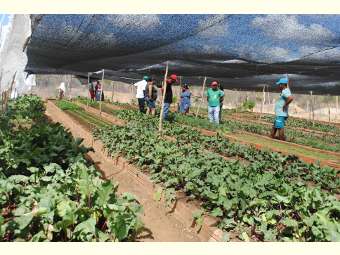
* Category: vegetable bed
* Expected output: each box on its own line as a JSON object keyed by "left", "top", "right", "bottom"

{"left": 60, "top": 101, "right": 340, "bottom": 241}
{"left": 0, "top": 96, "right": 142, "bottom": 241}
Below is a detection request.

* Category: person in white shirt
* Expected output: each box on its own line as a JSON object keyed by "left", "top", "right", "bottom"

{"left": 58, "top": 82, "right": 66, "bottom": 100}
{"left": 134, "top": 76, "right": 150, "bottom": 113}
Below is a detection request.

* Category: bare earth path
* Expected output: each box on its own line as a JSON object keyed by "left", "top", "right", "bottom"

{"left": 45, "top": 101, "right": 200, "bottom": 242}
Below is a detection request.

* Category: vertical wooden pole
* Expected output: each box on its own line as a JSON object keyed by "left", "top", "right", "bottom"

{"left": 99, "top": 69, "right": 104, "bottom": 115}
{"left": 267, "top": 86, "right": 270, "bottom": 106}
{"left": 68, "top": 75, "right": 72, "bottom": 100}
{"left": 195, "top": 77, "right": 207, "bottom": 117}
{"left": 307, "top": 100, "right": 310, "bottom": 120}
{"left": 111, "top": 81, "right": 114, "bottom": 102}
{"left": 87, "top": 73, "right": 90, "bottom": 108}
{"left": 328, "top": 94, "right": 331, "bottom": 123}
{"left": 310, "top": 91, "right": 314, "bottom": 125}
{"left": 260, "top": 85, "right": 265, "bottom": 119}
{"left": 177, "top": 76, "right": 182, "bottom": 112}
{"left": 158, "top": 61, "right": 169, "bottom": 133}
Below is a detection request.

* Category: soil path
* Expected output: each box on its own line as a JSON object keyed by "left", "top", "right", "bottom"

{"left": 45, "top": 101, "right": 200, "bottom": 242}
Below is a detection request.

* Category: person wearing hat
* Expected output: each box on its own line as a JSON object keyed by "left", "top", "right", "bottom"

{"left": 179, "top": 84, "right": 191, "bottom": 114}
{"left": 205, "top": 80, "right": 224, "bottom": 124}
{"left": 270, "top": 77, "right": 293, "bottom": 140}
{"left": 133, "top": 75, "right": 150, "bottom": 113}
{"left": 162, "top": 74, "right": 178, "bottom": 120}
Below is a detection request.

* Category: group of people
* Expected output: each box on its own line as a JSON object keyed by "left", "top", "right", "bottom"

{"left": 88, "top": 80, "right": 104, "bottom": 101}
{"left": 134, "top": 74, "right": 192, "bottom": 119}
{"left": 133, "top": 74, "right": 227, "bottom": 124}
{"left": 85, "top": 73, "right": 293, "bottom": 141}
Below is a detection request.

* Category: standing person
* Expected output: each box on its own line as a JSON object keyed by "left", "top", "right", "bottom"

{"left": 179, "top": 84, "right": 191, "bottom": 114}
{"left": 206, "top": 81, "right": 224, "bottom": 124}
{"left": 270, "top": 77, "right": 293, "bottom": 141}
{"left": 162, "top": 74, "right": 178, "bottom": 120}
{"left": 95, "top": 80, "right": 103, "bottom": 101}
{"left": 219, "top": 83, "right": 225, "bottom": 122}
{"left": 145, "top": 78, "right": 157, "bottom": 116}
{"left": 58, "top": 82, "right": 66, "bottom": 100}
{"left": 88, "top": 80, "right": 95, "bottom": 101}
{"left": 133, "top": 76, "right": 149, "bottom": 113}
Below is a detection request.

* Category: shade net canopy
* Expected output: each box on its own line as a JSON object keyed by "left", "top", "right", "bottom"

{"left": 25, "top": 14, "right": 340, "bottom": 95}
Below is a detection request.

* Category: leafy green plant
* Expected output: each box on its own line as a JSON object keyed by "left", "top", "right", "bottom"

{"left": 0, "top": 96, "right": 143, "bottom": 242}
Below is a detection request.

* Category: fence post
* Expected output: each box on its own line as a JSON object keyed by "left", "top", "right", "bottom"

{"left": 177, "top": 76, "right": 182, "bottom": 112}
{"left": 99, "top": 69, "right": 105, "bottom": 115}
{"left": 111, "top": 81, "right": 114, "bottom": 102}
{"left": 328, "top": 94, "right": 331, "bottom": 123}
{"left": 310, "top": 91, "right": 314, "bottom": 126}
{"left": 260, "top": 85, "right": 265, "bottom": 119}
{"left": 158, "top": 61, "right": 169, "bottom": 134}
{"left": 195, "top": 76, "right": 207, "bottom": 117}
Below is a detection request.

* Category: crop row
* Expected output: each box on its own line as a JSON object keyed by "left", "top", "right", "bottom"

{"left": 68, "top": 100, "right": 340, "bottom": 193}
{"left": 0, "top": 96, "right": 142, "bottom": 241}
{"left": 225, "top": 110, "right": 340, "bottom": 135}
{"left": 92, "top": 112, "right": 340, "bottom": 241}
{"left": 114, "top": 109, "right": 340, "bottom": 194}
{"left": 60, "top": 100, "right": 340, "bottom": 241}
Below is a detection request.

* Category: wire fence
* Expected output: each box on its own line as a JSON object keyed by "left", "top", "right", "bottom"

{"left": 28, "top": 74, "right": 340, "bottom": 124}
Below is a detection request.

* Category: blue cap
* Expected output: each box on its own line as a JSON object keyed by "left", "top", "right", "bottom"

{"left": 276, "top": 77, "right": 288, "bottom": 85}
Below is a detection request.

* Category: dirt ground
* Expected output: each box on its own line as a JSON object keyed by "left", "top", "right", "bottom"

{"left": 45, "top": 101, "right": 201, "bottom": 242}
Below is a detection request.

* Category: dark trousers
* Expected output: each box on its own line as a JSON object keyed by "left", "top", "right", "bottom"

{"left": 219, "top": 103, "right": 223, "bottom": 122}
{"left": 138, "top": 98, "right": 146, "bottom": 113}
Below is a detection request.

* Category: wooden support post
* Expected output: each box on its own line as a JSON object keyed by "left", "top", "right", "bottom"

{"left": 87, "top": 73, "right": 90, "bottom": 108}
{"left": 307, "top": 100, "right": 310, "bottom": 120}
{"left": 177, "top": 76, "right": 182, "bottom": 112}
{"left": 111, "top": 81, "right": 114, "bottom": 102}
{"left": 310, "top": 91, "right": 315, "bottom": 125}
{"left": 260, "top": 85, "right": 265, "bottom": 119}
{"left": 267, "top": 86, "right": 270, "bottom": 106}
{"left": 68, "top": 75, "right": 72, "bottom": 100}
{"left": 195, "top": 77, "right": 207, "bottom": 117}
{"left": 158, "top": 61, "right": 169, "bottom": 134}
{"left": 328, "top": 94, "right": 331, "bottom": 123}
{"left": 99, "top": 69, "right": 105, "bottom": 115}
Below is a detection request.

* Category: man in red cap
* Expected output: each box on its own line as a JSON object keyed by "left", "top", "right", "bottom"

{"left": 162, "top": 74, "right": 178, "bottom": 120}
{"left": 205, "top": 80, "right": 224, "bottom": 124}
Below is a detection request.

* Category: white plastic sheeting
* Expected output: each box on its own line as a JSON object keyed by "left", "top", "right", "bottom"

{"left": 0, "top": 14, "right": 36, "bottom": 95}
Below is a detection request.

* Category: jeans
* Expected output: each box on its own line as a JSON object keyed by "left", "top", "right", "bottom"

{"left": 138, "top": 98, "right": 146, "bottom": 113}
{"left": 208, "top": 106, "right": 220, "bottom": 124}
{"left": 163, "top": 102, "right": 171, "bottom": 120}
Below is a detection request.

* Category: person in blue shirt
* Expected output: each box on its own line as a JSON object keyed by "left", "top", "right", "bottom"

{"left": 179, "top": 84, "right": 191, "bottom": 114}
{"left": 270, "top": 77, "right": 294, "bottom": 141}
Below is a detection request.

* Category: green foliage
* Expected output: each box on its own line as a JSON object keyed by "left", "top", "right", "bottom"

{"left": 92, "top": 109, "right": 340, "bottom": 241}
{"left": 242, "top": 100, "right": 256, "bottom": 111}
{"left": 6, "top": 95, "right": 45, "bottom": 121}
{"left": 0, "top": 96, "right": 142, "bottom": 242}
{"left": 55, "top": 100, "right": 82, "bottom": 111}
